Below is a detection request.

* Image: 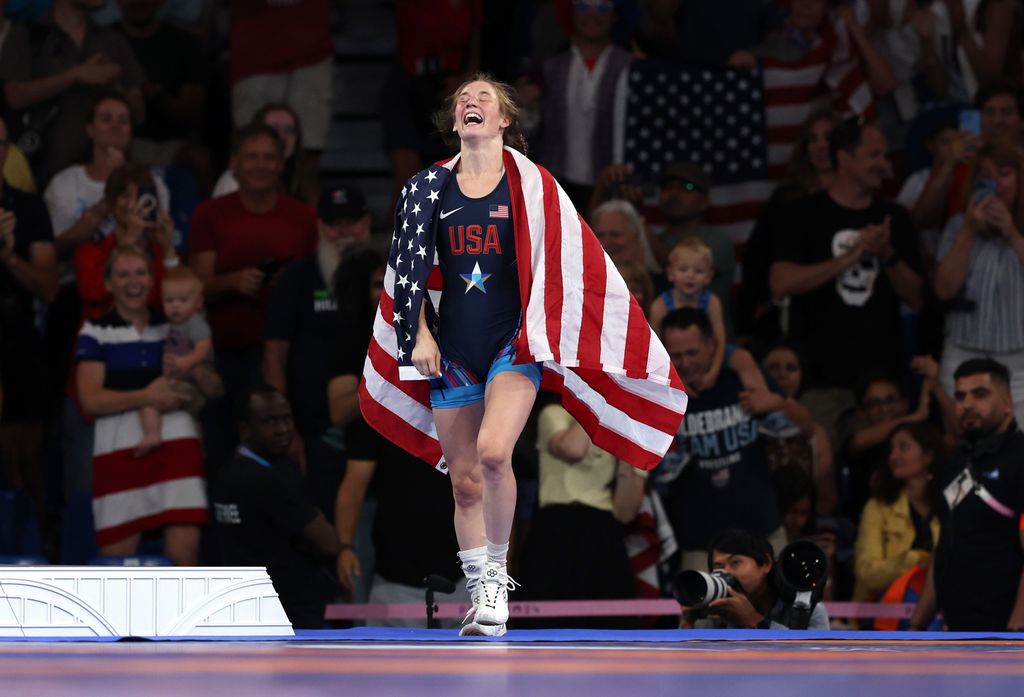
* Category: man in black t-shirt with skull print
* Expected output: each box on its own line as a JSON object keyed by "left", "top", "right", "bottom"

{"left": 770, "top": 116, "right": 924, "bottom": 449}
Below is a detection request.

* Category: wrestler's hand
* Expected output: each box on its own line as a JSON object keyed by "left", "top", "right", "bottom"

{"left": 412, "top": 331, "right": 441, "bottom": 378}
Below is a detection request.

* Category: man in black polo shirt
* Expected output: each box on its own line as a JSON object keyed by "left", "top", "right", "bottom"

{"left": 263, "top": 185, "right": 371, "bottom": 519}
{"left": 656, "top": 308, "right": 783, "bottom": 572}
{"left": 213, "top": 384, "right": 340, "bottom": 629}
{"left": 911, "top": 359, "right": 1024, "bottom": 632}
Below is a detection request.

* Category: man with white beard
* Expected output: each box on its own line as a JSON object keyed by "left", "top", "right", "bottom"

{"left": 264, "top": 185, "right": 370, "bottom": 518}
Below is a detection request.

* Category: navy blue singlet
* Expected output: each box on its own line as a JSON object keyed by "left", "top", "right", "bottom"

{"left": 436, "top": 173, "right": 520, "bottom": 381}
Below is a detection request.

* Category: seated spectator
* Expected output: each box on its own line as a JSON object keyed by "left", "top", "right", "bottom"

{"left": 518, "top": 401, "right": 645, "bottom": 628}
{"left": 0, "top": 0, "right": 145, "bottom": 185}
{"left": 113, "top": 0, "right": 209, "bottom": 182}
{"left": 737, "top": 110, "right": 839, "bottom": 347}
{"left": 843, "top": 356, "right": 956, "bottom": 521}
{"left": 933, "top": 139, "right": 1024, "bottom": 417}
{"left": 758, "top": 343, "right": 837, "bottom": 515}
{"left": 771, "top": 463, "right": 839, "bottom": 601}
{"left": 188, "top": 123, "right": 317, "bottom": 470}
{"left": 678, "top": 528, "right": 830, "bottom": 630}
{"left": 0, "top": 113, "right": 58, "bottom": 517}
{"left": 229, "top": 0, "right": 333, "bottom": 201}
{"left": 263, "top": 186, "right": 371, "bottom": 519}
{"left": 213, "top": 103, "right": 316, "bottom": 205}
{"left": 772, "top": 465, "right": 815, "bottom": 544}
{"left": 213, "top": 384, "right": 340, "bottom": 629}
{"left": 770, "top": 116, "right": 924, "bottom": 450}
{"left": 75, "top": 243, "right": 206, "bottom": 564}
{"left": 74, "top": 162, "right": 176, "bottom": 322}
{"left": 853, "top": 421, "right": 944, "bottom": 602}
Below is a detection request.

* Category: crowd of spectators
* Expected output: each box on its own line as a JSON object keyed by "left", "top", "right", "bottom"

{"left": 1, "top": 0, "right": 1023, "bottom": 633}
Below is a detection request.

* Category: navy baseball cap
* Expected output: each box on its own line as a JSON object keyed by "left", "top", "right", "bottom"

{"left": 318, "top": 186, "right": 368, "bottom": 224}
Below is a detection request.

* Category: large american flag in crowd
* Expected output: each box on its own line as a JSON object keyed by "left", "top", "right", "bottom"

{"left": 623, "top": 19, "right": 875, "bottom": 243}
{"left": 359, "top": 147, "right": 688, "bottom": 471}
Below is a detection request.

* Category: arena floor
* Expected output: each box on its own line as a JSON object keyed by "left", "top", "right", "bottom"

{"left": 3, "top": 629, "right": 1024, "bottom": 696}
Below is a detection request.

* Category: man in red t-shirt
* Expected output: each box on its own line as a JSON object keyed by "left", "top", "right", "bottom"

{"left": 188, "top": 123, "right": 316, "bottom": 468}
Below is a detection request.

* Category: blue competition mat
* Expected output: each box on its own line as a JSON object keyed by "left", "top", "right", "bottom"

{"left": 3, "top": 628, "right": 1024, "bottom": 643}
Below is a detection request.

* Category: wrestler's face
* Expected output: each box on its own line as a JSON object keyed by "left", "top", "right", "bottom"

{"left": 453, "top": 80, "right": 510, "bottom": 144}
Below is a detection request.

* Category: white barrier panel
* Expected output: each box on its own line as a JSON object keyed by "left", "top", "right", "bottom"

{"left": 0, "top": 567, "right": 294, "bottom": 638}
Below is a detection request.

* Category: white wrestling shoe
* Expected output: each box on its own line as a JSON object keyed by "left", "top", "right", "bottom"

{"left": 473, "top": 561, "right": 519, "bottom": 627}
{"left": 457, "top": 570, "right": 507, "bottom": 637}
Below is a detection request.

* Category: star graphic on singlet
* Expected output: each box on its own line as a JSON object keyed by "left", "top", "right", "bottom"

{"left": 460, "top": 261, "right": 492, "bottom": 294}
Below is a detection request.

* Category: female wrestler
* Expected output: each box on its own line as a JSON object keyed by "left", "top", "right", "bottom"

{"left": 410, "top": 76, "right": 536, "bottom": 636}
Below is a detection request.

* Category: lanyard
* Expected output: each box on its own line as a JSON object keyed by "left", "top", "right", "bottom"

{"left": 238, "top": 446, "right": 272, "bottom": 468}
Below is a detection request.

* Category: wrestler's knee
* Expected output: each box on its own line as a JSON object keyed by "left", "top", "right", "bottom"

{"left": 476, "top": 437, "right": 512, "bottom": 476}
{"left": 450, "top": 467, "right": 483, "bottom": 508}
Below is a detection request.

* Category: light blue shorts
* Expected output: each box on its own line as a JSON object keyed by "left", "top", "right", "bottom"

{"left": 429, "top": 341, "right": 542, "bottom": 409}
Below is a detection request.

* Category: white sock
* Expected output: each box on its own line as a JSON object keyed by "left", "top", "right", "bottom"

{"left": 485, "top": 540, "right": 509, "bottom": 566}
{"left": 458, "top": 546, "right": 487, "bottom": 578}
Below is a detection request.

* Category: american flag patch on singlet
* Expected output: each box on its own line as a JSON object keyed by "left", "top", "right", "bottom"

{"left": 489, "top": 204, "right": 509, "bottom": 219}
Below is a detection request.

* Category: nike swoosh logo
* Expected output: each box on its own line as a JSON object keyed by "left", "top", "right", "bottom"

{"left": 439, "top": 207, "right": 464, "bottom": 219}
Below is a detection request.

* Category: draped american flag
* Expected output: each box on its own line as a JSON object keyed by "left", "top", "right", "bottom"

{"left": 359, "top": 147, "right": 688, "bottom": 471}
{"left": 623, "top": 19, "right": 875, "bottom": 244}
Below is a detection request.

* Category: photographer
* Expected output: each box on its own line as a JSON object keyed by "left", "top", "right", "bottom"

{"left": 678, "top": 528, "right": 830, "bottom": 630}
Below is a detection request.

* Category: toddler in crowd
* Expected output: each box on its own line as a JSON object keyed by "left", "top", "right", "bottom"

{"left": 651, "top": 236, "right": 768, "bottom": 393}
{"left": 136, "top": 267, "right": 218, "bottom": 454}
{"left": 650, "top": 237, "right": 729, "bottom": 385}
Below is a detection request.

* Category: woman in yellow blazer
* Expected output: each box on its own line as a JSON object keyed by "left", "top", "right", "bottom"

{"left": 853, "top": 421, "right": 947, "bottom": 601}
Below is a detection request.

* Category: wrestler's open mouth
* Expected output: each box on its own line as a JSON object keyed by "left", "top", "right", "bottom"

{"left": 464, "top": 112, "right": 483, "bottom": 126}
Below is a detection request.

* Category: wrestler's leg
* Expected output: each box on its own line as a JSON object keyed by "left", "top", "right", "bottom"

{"left": 477, "top": 370, "right": 537, "bottom": 546}
{"left": 433, "top": 402, "right": 486, "bottom": 550}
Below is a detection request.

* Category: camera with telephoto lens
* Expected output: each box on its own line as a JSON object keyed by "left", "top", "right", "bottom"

{"left": 772, "top": 539, "right": 828, "bottom": 629}
{"left": 673, "top": 569, "right": 744, "bottom": 609}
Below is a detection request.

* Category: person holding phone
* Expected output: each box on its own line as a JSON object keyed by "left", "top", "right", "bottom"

{"left": 934, "top": 140, "right": 1024, "bottom": 417}
{"left": 74, "top": 163, "right": 178, "bottom": 323}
